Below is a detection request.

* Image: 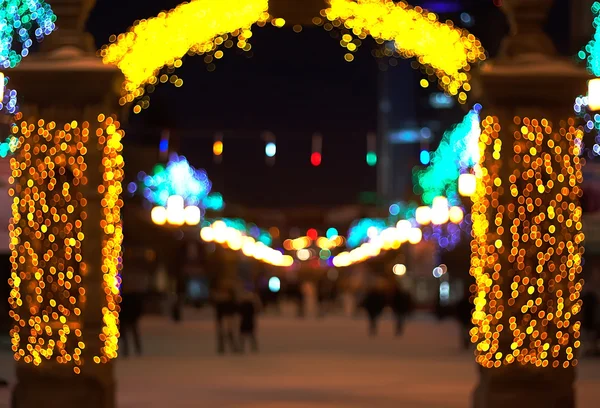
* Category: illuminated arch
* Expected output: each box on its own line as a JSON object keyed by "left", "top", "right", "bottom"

{"left": 101, "top": 0, "right": 485, "bottom": 111}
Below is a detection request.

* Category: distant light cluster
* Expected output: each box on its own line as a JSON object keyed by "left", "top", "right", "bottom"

{"left": 415, "top": 106, "right": 481, "bottom": 205}
{"left": 201, "top": 220, "right": 293, "bottom": 267}
{"left": 8, "top": 114, "right": 124, "bottom": 372}
{"left": 140, "top": 154, "right": 212, "bottom": 208}
{"left": 470, "top": 116, "right": 585, "bottom": 369}
{"left": 323, "top": 0, "right": 486, "bottom": 101}
{"left": 101, "top": 0, "right": 269, "bottom": 112}
{"left": 0, "top": 0, "right": 56, "bottom": 69}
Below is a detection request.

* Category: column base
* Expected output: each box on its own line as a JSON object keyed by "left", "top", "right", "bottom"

{"left": 473, "top": 364, "right": 575, "bottom": 408}
{"left": 11, "top": 361, "right": 115, "bottom": 408}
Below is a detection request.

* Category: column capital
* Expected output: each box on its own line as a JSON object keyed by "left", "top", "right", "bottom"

{"left": 41, "top": 0, "right": 97, "bottom": 53}
{"left": 498, "top": 0, "right": 556, "bottom": 60}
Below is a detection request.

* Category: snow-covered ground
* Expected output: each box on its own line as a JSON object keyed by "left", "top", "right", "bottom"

{"left": 2, "top": 310, "right": 600, "bottom": 407}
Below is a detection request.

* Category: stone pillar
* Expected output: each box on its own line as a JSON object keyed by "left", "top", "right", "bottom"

{"left": 471, "top": 1, "right": 589, "bottom": 407}
{"left": 7, "top": 1, "right": 124, "bottom": 407}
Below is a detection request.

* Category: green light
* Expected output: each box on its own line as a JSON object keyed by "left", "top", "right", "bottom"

{"left": 366, "top": 151, "right": 377, "bottom": 166}
{"left": 319, "top": 249, "right": 331, "bottom": 259}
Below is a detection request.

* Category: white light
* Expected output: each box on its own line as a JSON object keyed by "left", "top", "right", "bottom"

{"left": 297, "top": 248, "right": 310, "bottom": 261}
{"left": 166, "top": 195, "right": 185, "bottom": 226}
{"left": 439, "top": 281, "right": 450, "bottom": 303}
{"left": 449, "top": 206, "right": 464, "bottom": 224}
{"left": 0, "top": 72, "right": 4, "bottom": 101}
{"left": 415, "top": 206, "right": 431, "bottom": 225}
{"left": 151, "top": 206, "right": 167, "bottom": 225}
{"left": 367, "top": 226, "right": 379, "bottom": 239}
{"left": 393, "top": 264, "right": 407, "bottom": 276}
{"left": 431, "top": 196, "right": 449, "bottom": 225}
{"left": 268, "top": 277, "right": 281, "bottom": 293}
{"left": 265, "top": 142, "right": 276, "bottom": 157}
{"left": 458, "top": 173, "right": 477, "bottom": 197}
{"left": 184, "top": 206, "right": 201, "bottom": 226}
{"left": 433, "top": 267, "right": 443, "bottom": 278}
{"left": 589, "top": 78, "right": 600, "bottom": 111}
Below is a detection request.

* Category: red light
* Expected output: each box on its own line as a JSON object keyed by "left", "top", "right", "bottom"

{"left": 307, "top": 229, "right": 318, "bottom": 240}
{"left": 311, "top": 152, "right": 321, "bottom": 166}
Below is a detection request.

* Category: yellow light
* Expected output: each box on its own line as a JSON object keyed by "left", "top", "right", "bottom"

{"left": 184, "top": 206, "right": 201, "bottom": 226}
{"left": 213, "top": 140, "right": 223, "bottom": 156}
{"left": 415, "top": 206, "right": 431, "bottom": 225}
{"left": 9, "top": 114, "right": 124, "bottom": 369}
{"left": 151, "top": 206, "right": 167, "bottom": 225}
{"left": 396, "top": 220, "right": 412, "bottom": 243}
{"left": 588, "top": 78, "right": 600, "bottom": 111}
{"left": 326, "top": 0, "right": 485, "bottom": 99}
{"left": 102, "top": 0, "right": 269, "bottom": 101}
{"left": 200, "top": 226, "right": 214, "bottom": 242}
{"left": 449, "top": 206, "right": 464, "bottom": 224}
{"left": 458, "top": 173, "right": 477, "bottom": 197}
{"left": 408, "top": 228, "right": 422, "bottom": 244}
{"left": 273, "top": 17, "right": 286, "bottom": 27}
{"left": 471, "top": 115, "right": 584, "bottom": 369}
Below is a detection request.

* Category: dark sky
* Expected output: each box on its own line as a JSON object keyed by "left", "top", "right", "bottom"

{"left": 86, "top": 0, "right": 573, "bottom": 209}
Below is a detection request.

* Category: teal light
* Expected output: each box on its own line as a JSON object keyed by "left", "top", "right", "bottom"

{"left": 366, "top": 151, "right": 377, "bottom": 166}
{"left": 414, "top": 108, "right": 481, "bottom": 206}
{"left": 581, "top": 2, "right": 600, "bottom": 76}
{"left": 326, "top": 227, "right": 338, "bottom": 239}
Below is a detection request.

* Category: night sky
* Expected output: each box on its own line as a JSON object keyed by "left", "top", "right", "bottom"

{"left": 86, "top": 0, "right": 573, "bottom": 209}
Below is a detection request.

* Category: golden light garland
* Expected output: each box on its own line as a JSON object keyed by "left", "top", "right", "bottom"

{"left": 470, "top": 116, "right": 585, "bottom": 369}
{"left": 100, "top": 0, "right": 269, "bottom": 111}
{"left": 7, "top": 113, "right": 124, "bottom": 372}
{"left": 102, "top": 0, "right": 485, "bottom": 110}
{"left": 323, "top": 0, "right": 486, "bottom": 102}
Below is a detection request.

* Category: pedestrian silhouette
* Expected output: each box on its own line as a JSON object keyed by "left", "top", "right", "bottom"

{"left": 238, "top": 291, "right": 260, "bottom": 353}
{"left": 213, "top": 285, "right": 239, "bottom": 354}
{"left": 120, "top": 290, "right": 144, "bottom": 357}
{"left": 363, "top": 285, "right": 386, "bottom": 336}
{"left": 391, "top": 285, "right": 413, "bottom": 336}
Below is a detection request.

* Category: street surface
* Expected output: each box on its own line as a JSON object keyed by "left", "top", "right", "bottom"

{"left": 2, "top": 310, "right": 600, "bottom": 407}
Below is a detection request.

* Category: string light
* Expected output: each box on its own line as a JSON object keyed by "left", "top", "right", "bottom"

{"left": 201, "top": 220, "right": 292, "bottom": 267}
{"left": 101, "top": 0, "right": 269, "bottom": 110}
{"left": 8, "top": 113, "right": 124, "bottom": 371}
{"left": 470, "top": 116, "right": 584, "bottom": 369}
{"left": 0, "top": 0, "right": 56, "bottom": 69}
{"left": 324, "top": 0, "right": 486, "bottom": 101}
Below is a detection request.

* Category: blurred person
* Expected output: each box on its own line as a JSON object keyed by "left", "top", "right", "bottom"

{"left": 119, "top": 273, "right": 146, "bottom": 357}
{"left": 582, "top": 287, "right": 599, "bottom": 356}
{"left": 362, "top": 285, "right": 386, "bottom": 336}
{"left": 238, "top": 291, "right": 261, "bottom": 353}
{"left": 456, "top": 293, "right": 473, "bottom": 350}
{"left": 390, "top": 284, "right": 413, "bottom": 336}
{"left": 213, "top": 285, "right": 239, "bottom": 354}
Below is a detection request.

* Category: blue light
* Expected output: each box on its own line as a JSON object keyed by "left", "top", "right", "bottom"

{"left": 265, "top": 142, "right": 276, "bottom": 157}
{"left": 420, "top": 150, "right": 431, "bottom": 165}
{"left": 127, "top": 182, "right": 137, "bottom": 194}
{"left": 326, "top": 227, "right": 339, "bottom": 239}
{"left": 389, "top": 204, "right": 400, "bottom": 216}
{"left": 429, "top": 93, "right": 455, "bottom": 109}
{"left": 268, "top": 277, "right": 281, "bottom": 293}
{"left": 159, "top": 138, "right": 169, "bottom": 153}
{"left": 460, "top": 13, "right": 473, "bottom": 26}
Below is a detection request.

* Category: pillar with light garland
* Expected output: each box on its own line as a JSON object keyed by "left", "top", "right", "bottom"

{"left": 471, "top": 1, "right": 589, "bottom": 407}
{"left": 7, "top": 1, "right": 123, "bottom": 407}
